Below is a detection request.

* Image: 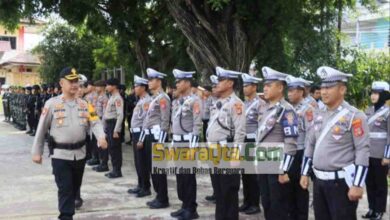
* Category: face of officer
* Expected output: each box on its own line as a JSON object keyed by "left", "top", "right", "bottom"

{"left": 216, "top": 78, "right": 234, "bottom": 95}
{"left": 134, "top": 85, "right": 146, "bottom": 96}
{"left": 263, "top": 81, "right": 284, "bottom": 101}
{"left": 370, "top": 92, "right": 379, "bottom": 104}
{"left": 105, "top": 84, "right": 117, "bottom": 93}
{"left": 60, "top": 78, "right": 80, "bottom": 96}
{"left": 243, "top": 84, "right": 257, "bottom": 97}
{"left": 313, "top": 89, "right": 321, "bottom": 100}
{"left": 148, "top": 78, "right": 161, "bottom": 91}
{"left": 176, "top": 79, "right": 191, "bottom": 95}
{"left": 87, "top": 85, "right": 94, "bottom": 93}
{"left": 288, "top": 87, "right": 304, "bottom": 104}
{"left": 321, "top": 83, "right": 346, "bottom": 106}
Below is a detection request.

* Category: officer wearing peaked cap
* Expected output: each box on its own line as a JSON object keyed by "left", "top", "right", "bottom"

{"left": 285, "top": 75, "right": 312, "bottom": 220}
{"left": 31, "top": 67, "right": 108, "bottom": 220}
{"left": 137, "top": 68, "right": 171, "bottom": 209}
{"left": 204, "top": 74, "right": 220, "bottom": 203}
{"left": 127, "top": 75, "right": 152, "bottom": 197}
{"left": 362, "top": 81, "right": 390, "bottom": 220}
{"left": 256, "top": 67, "right": 299, "bottom": 220}
{"left": 170, "top": 69, "right": 202, "bottom": 220}
{"left": 300, "top": 66, "right": 370, "bottom": 220}
{"left": 206, "top": 66, "right": 246, "bottom": 220}
{"left": 239, "top": 73, "right": 265, "bottom": 215}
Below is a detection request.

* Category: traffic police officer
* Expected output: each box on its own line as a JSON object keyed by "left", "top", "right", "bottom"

{"left": 31, "top": 67, "right": 107, "bottom": 220}
{"left": 300, "top": 66, "right": 370, "bottom": 220}
{"left": 256, "top": 67, "right": 299, "bottom": 220}
{"left": 137, "top": 68, "right": 171, "bottom": 209}
{"left": 127, "top": 75, "right": 152, "bottom": 197}
{"left": 204, "top": 74, "right": 219, "bottom": 203}
{"left": 92, "top": 80, "right": 110, "bottom": 172}
{"left": 206, "top": 66, "right": 246, "bottom": 220}
{"left": 103, "top": 78, "right": 124, "bottom": 178}
{"left": 170, "top": 69, "right": 202, "bottom": 219}
{"left": 362, "top": 81, "right": 390, "bottom": 220}
{"left": 240, "top": 73, "right": 264, "bottom": 215}
{"left": 285, "top": 75, "right": 313, "bottom": 220}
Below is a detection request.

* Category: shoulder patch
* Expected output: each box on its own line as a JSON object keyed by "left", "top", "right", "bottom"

{"left": 305, "top": 109, "right": 313, "bottom": 122}
{"left": 115, "top": 99, "right": 122, "bottom": 107}
{"left": 352, "top": 118, "right": 364, "bottom": 137}
{"left": 193, "top": 101, "right": 200, "bottom": 114}
{"left": 41, "top": 107, "right": 48, "bottom": 116}
{"left": 143, "top": 102, "right": 150, "bottom": 111}
{"left": 160, "top": 98, "right": 167, "bottom": 110}
{"left": 234, "top": 102, "right": 243, "bottom": 115}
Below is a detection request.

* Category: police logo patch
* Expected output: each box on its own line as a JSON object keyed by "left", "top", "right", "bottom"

{"left": 234, "top": 102, "right": 243, "bottom": 115}
{"left": 193, "top": 102, "right": 200, "bottom": 114}
{"left": 352, "top": 118, "right": 364, "bottom": 137}
{"left": 306, "top": 110, "right": 313, "bottom": 122}
{"left": 41, "top": 107, "right": 48, "bottom": 116}
{"left": 143, "top": 103, "right": 149, "bottom": 111}
{"left": 160, "top": 98, "right": 167, "bottom": 110}
{"left": 115, "top": 100, "right": 122, "bottom": 107}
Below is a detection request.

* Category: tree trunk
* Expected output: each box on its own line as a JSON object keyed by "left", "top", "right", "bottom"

{"left": 336, "top": 0, "right": 342, "bottom": 58}
{"left": 134, "top": 38, "right": 149, "bottom": 77}
{"left": 165, "top": 0, "right": 258, "bottom": 84}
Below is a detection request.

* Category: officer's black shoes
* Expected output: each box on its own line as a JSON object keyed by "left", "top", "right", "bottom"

{"left": 362, "top": 210, "right": 375, "bottom": 219}
{"left": 94, "top": 165, "right": 109, "bottom": 172}
{"left": 177, "top": 210, "right": 199, "bottom": 220}
{"left": 29, "top": 132, "right": 35, "bottom": 136}
{"left": 26, "top": 130, "right": 33, "bottom": 134}
{"left": 148, "top": 200, "right": 169, "bottom": 209}
{"left": 105, "top": 171, "right": 123, "bottom": 178}
{"left": 136, "top": 189, "right": 151, "bottom": 198}
{"left": 75, "top": 198, "right": 83, "bottom": 209}
{"left": 370, "top": 212, "right": 383, "bottom": 220}
{"left": 146, "top": 199, "right": 157, "bottom": 206}
{"left": 244, "top": 206, "right": 261, "bottom": 215}
{"left": 127, "top": 187, "right": 141, "bottom": 194}
{"left": 205, "top": 194, "right": 216, "bottom": 202}
{"left": 171, "top": 208, "right": 185, "bottom": 217}
{"left": 87, "top": 158, "right": 100, "bottom": 166}
{"left": 239, "top": 203, "right": 250, "bottom": 212}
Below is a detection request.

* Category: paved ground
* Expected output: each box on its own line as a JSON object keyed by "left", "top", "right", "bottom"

{"left": 0, "top": 114, "right": 388, "bottom": 220}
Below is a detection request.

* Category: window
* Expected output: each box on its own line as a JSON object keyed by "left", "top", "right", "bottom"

{"left": 0, "top": 36, "right": 16, "bottom": 49}
{"left": 26, "top": 68, "right": 32, "bottom": 72}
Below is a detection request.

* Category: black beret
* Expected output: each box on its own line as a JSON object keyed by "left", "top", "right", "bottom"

{"left": 94, "top": 80, "right": 106, "bottom": 87}
{"left": 106, "top": 78, "right": 120, "bottom": 86}
{"left": 26, "top": 86, "right": 32, "bottom": 90}
{"left": 204, "top": 85, "right": 212, "bottom": 92}
{"left": 32, "top": 85, "right": 40, "bottom": 90}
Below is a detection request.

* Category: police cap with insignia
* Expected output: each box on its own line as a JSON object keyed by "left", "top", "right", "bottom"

{"left": 59, "top": 67, "right": 79, "bottom": 81}
{"left": 134, "top": 75, "right": 148, "bottom": 87}
{"left": 316, "top": 66, "right": 352, "bottom": 88}
{"left": 216, "top": 66, "right": 243, "bottom": 80}
{"left": 242, "top": 73, "right": 263, "bottom": 86}
{"left": 261, "top": 66, "right": 289, "bottom": 84}
{"left": 147, "top": 68, "right": 167, "bottom": 79}
{"left": 286, "top": 75, "right": 312, "bottom": 89}
{"left": 371, "top": 81, "right": 389, "bottom": 93}
{"left": 210, "top": 75, "right": 218, "bottom": 87}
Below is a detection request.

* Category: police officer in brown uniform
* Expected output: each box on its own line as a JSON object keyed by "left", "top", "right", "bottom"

{"left": 127, "top": 75, "right": 152, "bottom": 197}
{"left": 362, "top": 81, "right": 390, "bottom": 220}
{"left": 206, "top": 66, "right": 246, "bottom": 220}
{"left": 103, "top": 78, "right": 124, "bottom": 178}
{"left": 256, "top": 67, "right": 299, "bottom": 220}
{"left": 93, "top": 80, "right": 110, "bottom": 172}
{"left": 300, "top": 66, "right": 370, "bottom": 220}
{"left": 170, "top": 69, "right": 202, "bottom": 219}
{"left": 240, "top": 73, "right": 264, "bottom": 215}
{"left": 285, "top": 75, "right": 313, "bottom": 220}
{"left": 31, "top": 67, "right": 107, "bottom": 220}
{"left": 137, "top": 68, "right": 171, "bottom": 209}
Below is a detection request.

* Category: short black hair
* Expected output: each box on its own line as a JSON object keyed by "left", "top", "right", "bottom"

{"left": 192, "top": 81, "right": 198, "bottom": 88}
{"left": 310, "top": 85, "right": 320, "bottom": 93}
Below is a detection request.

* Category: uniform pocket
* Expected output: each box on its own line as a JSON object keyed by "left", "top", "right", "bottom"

{"left": 53, "top": 112, "right": 68, "bottom": 128}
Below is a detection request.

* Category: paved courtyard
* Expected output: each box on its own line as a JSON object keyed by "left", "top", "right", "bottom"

{"left": 0, "top": 115, "right": 388, "bottom": 220}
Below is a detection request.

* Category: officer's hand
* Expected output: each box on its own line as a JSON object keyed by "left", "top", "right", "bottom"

{"left": 300, "top": 176, "right": 310, "bottom": 189}
{"left": 113, "top": 132, "right": 120, "bottom": 139}
{"left": 381, "top": 158, "right": 390, "bottom": 166}
{"left": 32, "top": 155, "right": 42, "bottom": 164}
{"left": 98, "top": 138, "right": 108, "bottom": 149}
{"left": 278, "top": 174, "right": 290, "bottom": 184}
{"left": 348, "top": 186, "right": 363, "bottom": 201}
{"left": 137, "top": 141, "right": 144, "bottom": 149}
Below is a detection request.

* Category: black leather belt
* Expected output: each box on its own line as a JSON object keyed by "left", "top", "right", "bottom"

{"left": 53, "top": 140, "right": 86, "bottom": 150}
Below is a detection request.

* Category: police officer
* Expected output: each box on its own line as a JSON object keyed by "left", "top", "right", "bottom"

{"left": 285, "top": 75, "right": 313, "bottom": 220}
{"left": 204, "top": 75, "right": 219, "bottom": 203}
{"left": 103, "top": 78, "right": 124, "bottom": 178}
{"left": 85, "top": 81, "right": 100, "bottom": 166}
{"left": 170, "top": 69, "right": 202, "bottom": 219}
{"left": 137, "top": 68, "right": 171, "bottom": 209}
{"left": 2, "top": 86, "right": 11, "bottom": 122}
{"left": 31, "top": 67, "right": 107, "bottom": 220}
{"left": 31, "top": 84, "right": 42, "bottom": 136}
{"left": 362, "top": 81, "right": 390, "bottom": 220}
{"left": 26, "top": 86, "right": 35, "bottom": 134}
{"left": 206, "top": 66, "right": 246, "bottom": 220}
{"left": 256, "top": 67, "right": 299, "bottom": 220}
{"left": 127, "top": 75, "right": 151, "bottom": 197}
{"left": 240, "top": 73, "right": 264, "bottom": 215}
{"left": 201, "top": 86, "right": 212, "bottom": 140}
{"left": 93, "top": 80, "right": 110, "bottom": 172}
{"left": 300, "top": 66, "right": 370, "bottom": 220}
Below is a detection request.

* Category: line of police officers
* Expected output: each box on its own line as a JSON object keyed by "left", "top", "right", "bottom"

{"left": 19, "top": 64, "right": 389, "bottom": 220}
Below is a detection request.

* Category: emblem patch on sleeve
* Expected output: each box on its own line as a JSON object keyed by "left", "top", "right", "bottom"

{"left": 234, "top": 102, "right": 243, "bottom": 115}
{"left": 352, "top": 118, "right": 364, "bottom": 137}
